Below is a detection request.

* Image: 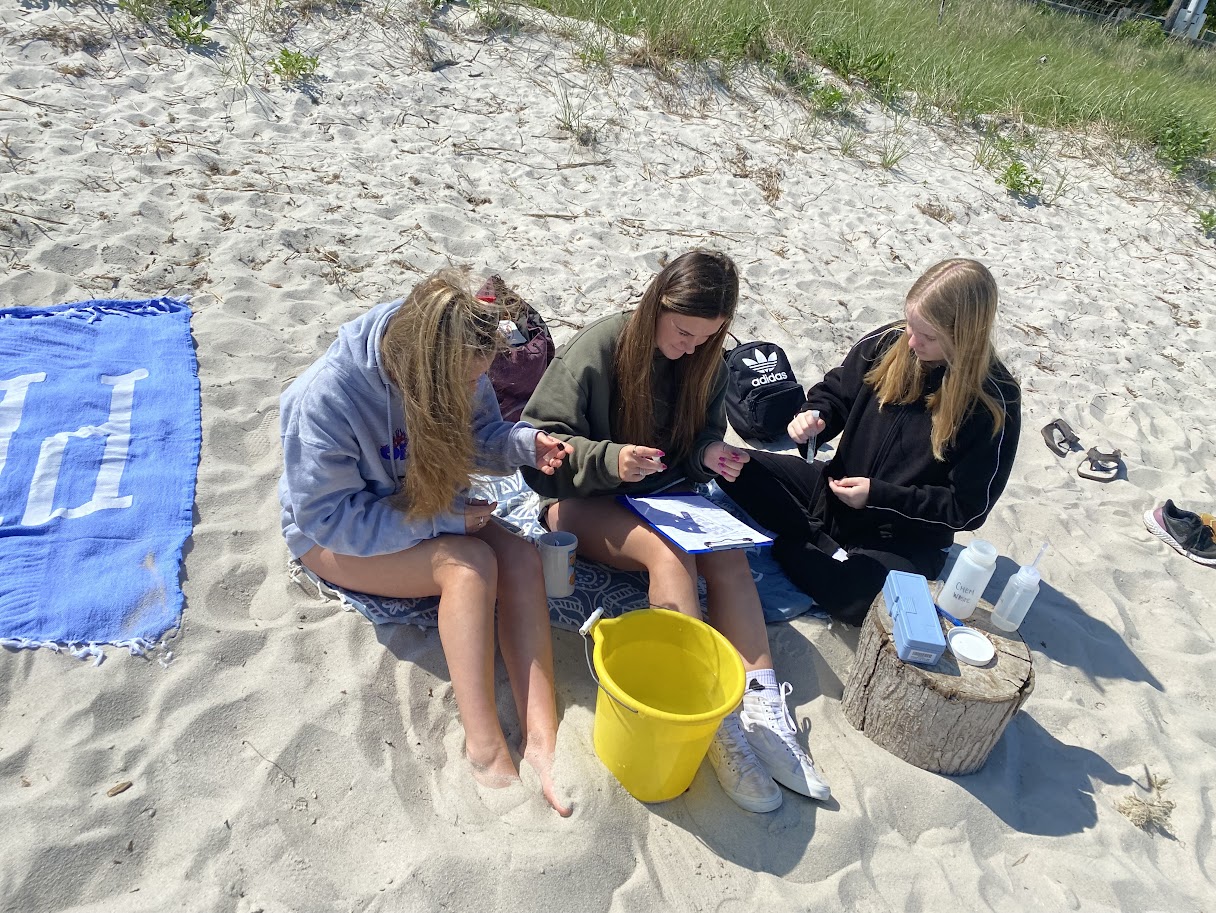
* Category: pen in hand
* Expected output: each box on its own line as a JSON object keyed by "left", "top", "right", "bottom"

{"left": 619, "top": 445, "right": 666, "bottom": 483}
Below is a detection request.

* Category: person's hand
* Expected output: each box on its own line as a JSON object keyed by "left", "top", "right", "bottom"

{"left": 464, "top": 498, "right": 497, "bottom": 534}
{"left": 533, "top": 432, "right": 570, "bottom": 476}
{"left": 703, "top": 441, "right": 750, "bottom": 482}
{"left": 618, "top": 444, "right": 666, "bottom": 483}
{"left": 828, "top": 477, "right": 870, "bottom": 509}
{"left": 788, "top": 410, "right": 825, "bottom": 444}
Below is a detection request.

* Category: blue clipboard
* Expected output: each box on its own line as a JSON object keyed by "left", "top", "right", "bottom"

{"left": 621, "top": 493, "right": 773, "bottom": 554}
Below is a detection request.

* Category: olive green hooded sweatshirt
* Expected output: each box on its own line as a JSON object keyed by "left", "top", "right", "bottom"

{"left": 520, "top": 312, "right": 727, "bottom": 511}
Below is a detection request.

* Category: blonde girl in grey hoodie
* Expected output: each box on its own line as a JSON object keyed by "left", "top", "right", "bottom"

{"left": 280, "top": 268, "right": 572, "bottom": 815}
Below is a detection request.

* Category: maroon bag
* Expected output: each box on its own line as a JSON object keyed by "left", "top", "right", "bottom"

{"left": 476, "top": 276, "right": 555, "bottom": 422}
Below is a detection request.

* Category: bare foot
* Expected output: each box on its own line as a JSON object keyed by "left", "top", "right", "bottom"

{"left": 522, "top": 739, "right": 572, "bottom": 817}
{"left": 468, "top": 742, "right": 520, "bottom": 790}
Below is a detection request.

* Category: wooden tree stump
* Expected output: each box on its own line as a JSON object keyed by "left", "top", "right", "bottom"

{"left": 841, "top": 593, "right": 1035, "bottom": 775}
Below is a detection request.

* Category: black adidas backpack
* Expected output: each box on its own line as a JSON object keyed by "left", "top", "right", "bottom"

{"left": 724, "top": 339, "right": 805, "bottom": 442}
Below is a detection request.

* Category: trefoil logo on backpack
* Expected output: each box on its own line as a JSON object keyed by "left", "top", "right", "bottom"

{"left": 741, "top": 350, "right": 779, "bottom": 370}
{"left": 742, "top": 349, "right": 788, "bottom": 386}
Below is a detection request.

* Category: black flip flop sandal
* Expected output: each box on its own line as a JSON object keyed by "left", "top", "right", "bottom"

{"left": 1041, "top": 418, "right": 1080, "bottom": 457}
{"left": 1078, "top": 447, "right": 1123, "bottom": 482}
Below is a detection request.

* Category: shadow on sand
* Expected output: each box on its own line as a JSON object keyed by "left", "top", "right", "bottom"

{"left": 955, "top": 712, "right": 1134, "bottom": 836}
{"left": 941, "top": 545, "right": 1162, "bottom": 692}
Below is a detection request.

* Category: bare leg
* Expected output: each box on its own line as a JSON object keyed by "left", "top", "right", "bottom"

{"left": 551, "top": 499, "right": 790, "bottom": 810}
{"left": 696, "top": 550, "right": 773, "bottom": 672}
{"left": 300, "top": 537, "right": 517, "bottom": 789}
{"left": 550, "top": 498, "right": 775, "bottom": 671}
{"left": 473, "top": 521, "right": 571, "bottom": 816}
{"left": 548, "top": 497, "right": 701, "bottom": 616}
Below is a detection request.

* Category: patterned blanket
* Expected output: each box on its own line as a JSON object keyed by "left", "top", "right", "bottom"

{"left": 290, "top": 472, "right": 821, "bottom": 632}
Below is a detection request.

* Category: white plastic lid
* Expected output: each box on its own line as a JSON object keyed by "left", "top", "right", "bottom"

{"left": 948, "top": 626, "right": 996, "bottom": 666}
{"left": 966, "top": 539, "right": 998, "bottom": 566}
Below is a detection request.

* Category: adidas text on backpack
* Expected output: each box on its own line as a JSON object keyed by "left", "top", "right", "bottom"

{"left": 724, "top": 340, "right": 805, "bottom": 442}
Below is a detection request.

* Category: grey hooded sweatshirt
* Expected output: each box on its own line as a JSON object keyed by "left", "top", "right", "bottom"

{"left": 278, "top": 299, "right": 537, "bottom": 559}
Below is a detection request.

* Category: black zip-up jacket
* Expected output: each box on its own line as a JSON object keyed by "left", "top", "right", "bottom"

{"left": 799, "top": 323, "right": 1021, "bottom": 556}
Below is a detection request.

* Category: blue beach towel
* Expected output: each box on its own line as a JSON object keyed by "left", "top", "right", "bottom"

{"left": 0, "top": 298, "right": 201, "bottom": 662}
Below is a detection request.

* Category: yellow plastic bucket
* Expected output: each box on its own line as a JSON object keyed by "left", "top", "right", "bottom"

{"left": 582, "top": 607, "right": 745, "bottom": 803}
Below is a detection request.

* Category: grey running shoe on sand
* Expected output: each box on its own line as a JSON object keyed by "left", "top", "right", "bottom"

{"left": 741, "top": 680, "right": 832, "bottom": 801}
{"left": 706, "top": 712, "right": 782, "bottom": 813}
{"left": 1144, "top": 500, "right": 1216, "bottom": 566}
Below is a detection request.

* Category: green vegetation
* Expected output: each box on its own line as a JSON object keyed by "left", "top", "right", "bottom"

{"left": 470, "top": 0, "right": 525, "bottom": 32}
{"left": 97, "top": 0, "right": 1214, "bottom": 232}
{"left": 120, "top": 0, "right": 211, "bottom": 47}
{"left": 1153, "top": 111, "right": 1213, "bottom": 174}
{"left": 577, "top": 32, "right": 612, "bottom": 68}
{"left": 997, "top": 160, "right": 1044, "bottom": 198}
{"left": 811, "top": 83, "right": 849, "bottom": 116}
{"left": 972, "top": 122, "right": 1049, "bottom": 202}
{"left": 836, "top": 126, "right": 860, "bottom": 158}
{"left": 1200, "top": 208, "right": 1216, "bottom": 238}
{"left": 878, "top": 133, "right": 910, "bottom": 170}
{"left": 167, "top": 10, "right": 210, "bottom": 46}
{"left": 974, "top": 122, "right": 1023, "bottom": 172}
{"left": 555, "top": 81, "right": 598, "bottom": 146}
{"left": 527, "top": 0, "right": 1216, "bottom": 165}
{"left": 770, "top": 50, "right": 819, "bottom": 94}
{"left": 1114, "top": 16, "right": 1168, "bottom": 46}
{"left": 269, "top": 48, "right": 320, "bottom": 81}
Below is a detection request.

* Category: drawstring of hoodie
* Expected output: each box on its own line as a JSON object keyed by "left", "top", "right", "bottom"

{"left": 385, "top": 384, "right": 398, "bottom": 490}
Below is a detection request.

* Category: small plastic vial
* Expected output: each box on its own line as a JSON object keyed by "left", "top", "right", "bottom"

{"left": 938, "top": 539, "right": 998, "bottom": 619}
{"left": 804, "top": 410, "right": 820, "bottom": 464}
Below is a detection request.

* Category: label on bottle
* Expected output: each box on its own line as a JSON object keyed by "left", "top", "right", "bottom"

{"left": 942, "top": 582, "right": 978, "bottom": 619}
{"left": 946, "top": 583, "right": 976, "bottom": 603}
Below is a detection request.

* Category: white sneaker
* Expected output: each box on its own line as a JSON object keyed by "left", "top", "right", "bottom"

{"left": 705, "top": 712, "right": 783, "bottom": 813}
{"left": 741, "top": 681, "right": 831, "bottom": 801}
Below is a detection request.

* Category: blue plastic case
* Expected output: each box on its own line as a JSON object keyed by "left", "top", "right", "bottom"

{"left": 884, "top": 571, "right": 946, "bottom": 665}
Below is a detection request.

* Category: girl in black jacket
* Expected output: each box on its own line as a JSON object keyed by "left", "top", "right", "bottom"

{"left": 721, "top": 258, "right": 1021, "bottom": 624}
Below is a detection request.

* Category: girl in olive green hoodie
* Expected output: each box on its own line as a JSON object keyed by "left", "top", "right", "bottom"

{"left": 522, "top": 250, "right": 830, "bottom": 812}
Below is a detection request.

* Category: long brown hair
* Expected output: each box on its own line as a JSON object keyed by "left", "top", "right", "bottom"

{"left": 864, "top": 258, "right": 1007, "bottom": 460}
{"left": 379, "top": 268, "right": 501, "bottom": 519}
{"left": 614, "top": 250, "right": 738, "bottom": 457}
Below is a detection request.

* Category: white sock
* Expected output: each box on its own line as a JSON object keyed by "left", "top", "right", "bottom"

{"left": 746, "top": 668, "right": 779, "bottom": 693}
{"left": 744, "top": 669, "right": 790, "bottom": 730}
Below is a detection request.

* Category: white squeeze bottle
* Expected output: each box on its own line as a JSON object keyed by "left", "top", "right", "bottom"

{"left": 991, "top": 542, "right": 1048, "bottom": 632}
{"left": 938, "top": 539, "right": 998, "bottom": 619}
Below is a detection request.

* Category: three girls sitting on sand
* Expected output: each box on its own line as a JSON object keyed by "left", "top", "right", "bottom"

{"left": 277, "top": 252, "right": 1020, "bottom": 816}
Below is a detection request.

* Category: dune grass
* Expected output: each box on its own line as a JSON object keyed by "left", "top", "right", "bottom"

{"left": 526, "top": 0, "right": 1216, "bottom": 169}
{"left": 58, "top": 0, "right": 1216, "bottom": 208}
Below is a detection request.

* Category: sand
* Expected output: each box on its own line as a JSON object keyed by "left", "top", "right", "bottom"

{"left": 2, "top": 2, "right": 1215, "bottom": 910}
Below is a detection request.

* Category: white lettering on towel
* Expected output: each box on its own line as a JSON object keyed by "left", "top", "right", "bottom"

{"left": 0, "top": 373, "right": 47, "bottom": 478}
{"left": 0, "top": 372, "right": 49, "bottom": 526}
{"left": 20, "top": 369, "right": 149, "bottom": 527}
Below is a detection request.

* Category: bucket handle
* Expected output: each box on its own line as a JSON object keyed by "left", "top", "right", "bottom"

{"left": 578, "top": 608, "right": 639, "bottom": 715}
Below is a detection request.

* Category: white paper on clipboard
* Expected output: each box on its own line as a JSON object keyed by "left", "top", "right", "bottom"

{"left": 622, "top": 493, "right": 773, "bottom": 554}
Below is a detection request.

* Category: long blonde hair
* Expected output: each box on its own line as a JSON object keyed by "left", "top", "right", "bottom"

{"left": 379, "top": 268, "right": 501, "bottom": 519}
{"left": 614, "top": 250, "right": 738, "bottom": 457}
{"left": 864, "top": 258, "right": 1006, "bottom": 460}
